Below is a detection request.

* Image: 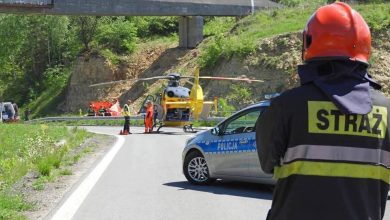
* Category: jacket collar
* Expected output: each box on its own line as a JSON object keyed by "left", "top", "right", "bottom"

{"left": 298, "top": 61, "right": 381, "bottom": 114}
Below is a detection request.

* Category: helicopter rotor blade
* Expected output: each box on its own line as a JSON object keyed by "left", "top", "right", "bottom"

{"left": 89, "top": 79, "right": 134, "bottom": 87}
{"left": 89, "top": 75, "right": 175, "bottom": 87}
{"left": 178, "top": 76, "right": 194, "bottom": 79}
{"left": 137, "top": 76, "right": 175, "bottom": 81}
{"left": 198, "top": 76, "right": 264, "bottom": 83}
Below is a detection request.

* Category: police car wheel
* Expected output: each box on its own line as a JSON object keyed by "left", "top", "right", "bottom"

{"left": 184, "top": 151, "right": 215, "bottom": 185}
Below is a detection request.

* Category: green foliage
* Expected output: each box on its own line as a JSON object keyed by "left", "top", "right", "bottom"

{"left": 199, "top": 3, "right": 390, "bottom": 69}
{"left": 204, "top": 17, "right": 236, "bottom": 37}
{"left": 198, "top": 7, "right": 311, "bottom": 68}
{"left": 218, "top": 98, "right": 236, "bottom": 117}
{"left": 0, "top": 124, "right": 90, "bottom": 219}
{"left": 129, "top": 17, "right": 178, "bottom": 38}
{"left": 37, "top": 149, "right": 65, "bottom": 176}
{"left": 0, "top": 193, "right": 31, "bottom": 220}
{"left": 97, "top": 17, "right": 138, "bottom": 54}
{"left": 37, "top": 159, "right": 52, "bottom": 177}
{"left": 0, "top": 15, "right": 76, "bottom": 106}
{"left": 71, "top": 16, "right": 99, "bottom": 52}
{"left": 355, "top": 3, "right": 390, "bottom": 32}
{"left": 43, "top": 66, "right": 69, "bottom": 90}
{"left": 198, "top": 35, "right": 224, "bottom": 68}
{"left": 226, "top": 85, "right": 254, "bottom": 109}
{"left": 26, "top": 67, "right": 70, "bottom": 118}
{"left": 100, "top": 49, "right": 120, "bottom": 65}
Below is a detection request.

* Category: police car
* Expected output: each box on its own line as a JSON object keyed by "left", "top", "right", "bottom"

{"left": 182, "top": 100, "right": 275, "bottom": 185}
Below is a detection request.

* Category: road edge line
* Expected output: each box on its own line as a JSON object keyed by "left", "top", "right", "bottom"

{"left": 50, "top": 134, "right": 125, "bottom": 220}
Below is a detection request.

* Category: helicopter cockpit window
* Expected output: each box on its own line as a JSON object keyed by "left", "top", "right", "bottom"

{"left": 168, "top": 81, "right": 179, "bottom": 87}
{"left": 223, "top": 108, "right": 263, "bottom": 135}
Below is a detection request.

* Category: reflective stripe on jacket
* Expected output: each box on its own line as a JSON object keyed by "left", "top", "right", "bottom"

{"left": 256, "top": 83, "right": 390, "bottom": 220}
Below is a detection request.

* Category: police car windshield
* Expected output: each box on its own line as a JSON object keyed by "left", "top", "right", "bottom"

{"left": 223, "top": 107, "right": 265, "bottom": 135}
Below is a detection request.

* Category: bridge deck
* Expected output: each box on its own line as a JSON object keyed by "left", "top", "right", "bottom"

{"left": 0, "top": 0, "right": 280, "bottom": 16}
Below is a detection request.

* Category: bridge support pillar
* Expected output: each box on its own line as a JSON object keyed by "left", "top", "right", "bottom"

{"left": 179, "top": 16, "right": 203, "bottom": 49}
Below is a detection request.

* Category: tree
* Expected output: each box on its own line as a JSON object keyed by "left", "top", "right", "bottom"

{"left": 0, "top": 15, "right": 73, "bottom": 104}
{"left": 72, "top": 16, "right": 99, "bottom": 52}
{"left": 96, "top": 17, "right": 138, "bottom": 54}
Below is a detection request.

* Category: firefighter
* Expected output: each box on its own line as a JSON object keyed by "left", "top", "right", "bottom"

{"left": 121, "top": 100, "right": 132, "bottom": 135}
{"left": 144, "top": 100, "right": 154, "bottom": 133}
{"left": 256, "top": 2, "right": 390, "bottom": 220}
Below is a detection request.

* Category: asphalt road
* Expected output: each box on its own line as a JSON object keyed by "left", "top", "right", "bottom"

{"left": 52, "top": 126, "right": 390, "bottom": 220}
{"left": 65, "top": 126, "right": 272, "bottom": 220}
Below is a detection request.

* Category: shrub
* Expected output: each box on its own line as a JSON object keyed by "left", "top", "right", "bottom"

{"left": 218, "top": 98, "right": 236, "bottom": 117}
{"left": 204, "top": 17, "right": 236, "bottom": 37}
{"left": 43, "top": 66, "right": 69, "bottom": 89}
{"left": 0, "top": 193, "right": 31, "bottom": 220}
{"left": 130, "top": 17, "right": 178, "bottom": 37}
{"left": 37, "top": 159, "right": 52, "bottom": 177}
{"left": 96, "top": 18, "right": 138, "bottom": 54}
{"left": 199, "top": 35, "right": 224, "bottom": 68}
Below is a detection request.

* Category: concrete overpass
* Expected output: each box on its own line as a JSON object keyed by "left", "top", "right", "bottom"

{"left": 0, "top": 0, "right": 280, "bottom": 48}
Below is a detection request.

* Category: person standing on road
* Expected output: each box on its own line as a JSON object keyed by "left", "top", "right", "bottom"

{"left": 144, "top": 100, "right": 154, "bottom": 133}
{"left": 121, "top": 100, "right": 132, "bottom": 135}
{"left": 256, "top": 2, "right": 390, "bottom": 220}
{"left": 24, "top": 108, "right": 30, "bottom": 121}
{"left": 12, "top": 102, "right": 19, "bottom": 120}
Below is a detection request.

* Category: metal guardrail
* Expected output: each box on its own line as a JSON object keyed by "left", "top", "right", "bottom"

{"left": 29, "top": 116, "right": 226, "bottom": 123}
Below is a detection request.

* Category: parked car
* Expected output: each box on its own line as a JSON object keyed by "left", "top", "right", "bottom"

{"left": 182, "top": 100, "right": 276, "bottom": 185}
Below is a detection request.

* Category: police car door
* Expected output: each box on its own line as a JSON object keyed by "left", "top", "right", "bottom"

{"left": 213, "top": 107, "right": 262, "bottom": 177}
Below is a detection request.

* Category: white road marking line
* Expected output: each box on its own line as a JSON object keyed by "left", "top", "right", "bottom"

{"left": 51, "top": 134, "right": 125, "bottom": 220}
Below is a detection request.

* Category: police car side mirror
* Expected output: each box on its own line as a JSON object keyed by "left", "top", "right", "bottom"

{"left": 211, "top": 127, "right": 223, "bottom": 136}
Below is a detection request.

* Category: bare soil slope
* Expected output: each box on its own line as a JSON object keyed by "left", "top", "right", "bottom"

{"left": 64, "top": 31, "right": 390, "bottom": 112}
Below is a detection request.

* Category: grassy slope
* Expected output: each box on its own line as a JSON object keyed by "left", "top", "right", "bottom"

{"left": 0, "top": 124, "right": 90, "bottom": 219}
{"left": 27, "top": 84, "right": 67, "bottom": 119}
{"left": 198, "top": 3, "right": 390, "bottom": 69}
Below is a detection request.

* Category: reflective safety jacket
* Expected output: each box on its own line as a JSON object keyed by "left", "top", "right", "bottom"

{"left": 122, "top": 104, "right": 131, "bottom": 117}
{"left": 256, "top": 83, "right": 390, "bottom": 220}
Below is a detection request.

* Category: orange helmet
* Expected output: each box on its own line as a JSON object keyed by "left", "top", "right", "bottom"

{"left": 302, "top": 2, "right": 371, "bottom": 65}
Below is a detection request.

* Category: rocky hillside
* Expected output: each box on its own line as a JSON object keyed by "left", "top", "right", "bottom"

{"left": 64, "top": 4, "right": 390, "bottom": 113}
{"left": 64, "top": 30, "right": 390, "bottom": 113}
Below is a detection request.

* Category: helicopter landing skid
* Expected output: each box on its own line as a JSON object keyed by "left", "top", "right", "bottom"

{"left": 183, "top": 124, "right": 196, "bottom": 133}
{"left": 156, "top": 122, "right": 164, "bottom": 133}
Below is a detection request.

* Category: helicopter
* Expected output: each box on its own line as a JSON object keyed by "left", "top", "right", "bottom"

{"left": 90, "top": 67, "right": 264, "bottom": 133}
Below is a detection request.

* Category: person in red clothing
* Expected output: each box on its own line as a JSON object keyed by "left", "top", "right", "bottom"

{"left": 144, "top": 100, "right": 154, "bottom": 133}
